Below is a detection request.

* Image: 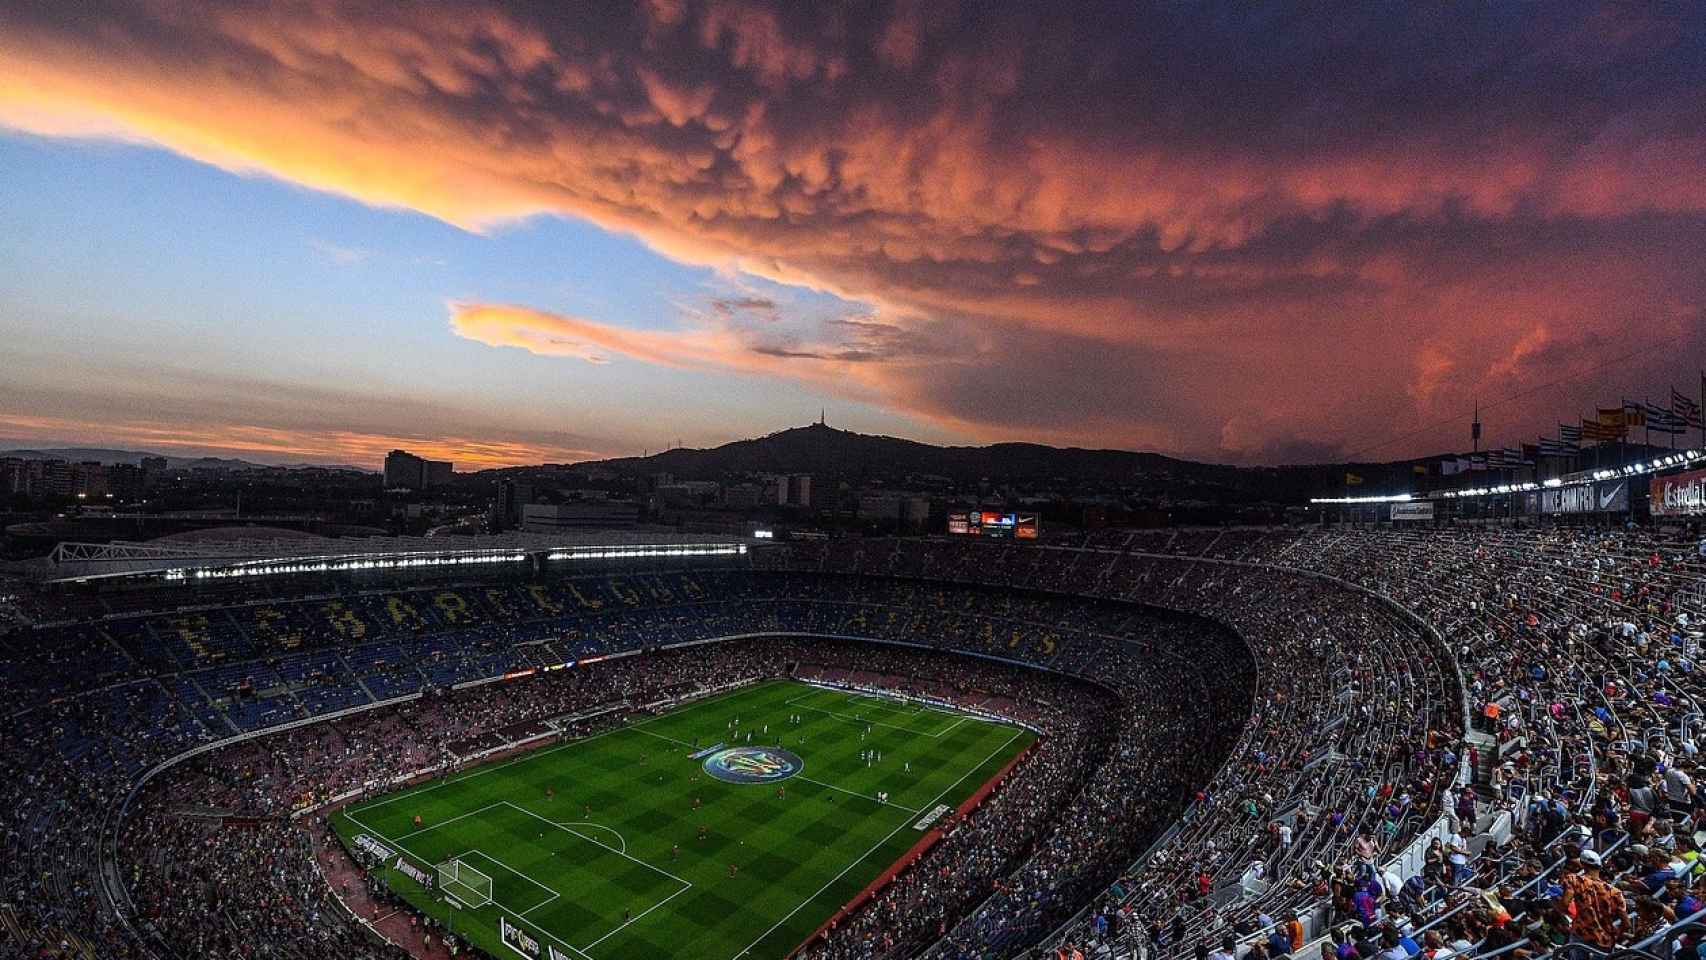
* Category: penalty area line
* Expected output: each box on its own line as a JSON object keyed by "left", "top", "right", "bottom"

{"left": 732, "top": 728, "right": 1023, "bottom": 959}
{"left": 580, "top": 883, "right": 695, "bottom": 951}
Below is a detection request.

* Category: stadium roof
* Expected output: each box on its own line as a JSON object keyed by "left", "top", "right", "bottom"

{"left": 26, "top": 530, "right": 752, "bottom": 583}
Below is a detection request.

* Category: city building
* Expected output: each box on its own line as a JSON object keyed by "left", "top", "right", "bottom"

{"left": 655, "top": 481, "right": 721, "bottom": 508}
{"left": 777, "top": 474, "right": 812, "bottom": 508}
{"left": 489, "top": 478, "right": 535, "bottom": 531}
{"left": 37, "top": 460, "right": 73, "bottom": 498}
{"left": 520, "top": 501, "right": 640, "bottom": 532}
{"left": 383, "top": 449, "right": 453, "bottom": 490}
{"left": 722, "top": 483, "right": 767, "bottom": 509}
{"left": 0, "top": 458, "right": 25, "bottom": 495}
{"left": 857, "top": 492, "right": 932, "bottom": 529}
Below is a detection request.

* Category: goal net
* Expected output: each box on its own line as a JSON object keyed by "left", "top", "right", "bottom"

{"left": 436, "top": 857, "right": 494, "bottom": 908}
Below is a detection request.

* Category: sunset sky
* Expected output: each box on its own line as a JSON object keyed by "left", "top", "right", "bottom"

{"left": 2, "top": 1, "right": 1703, "bottom": 468}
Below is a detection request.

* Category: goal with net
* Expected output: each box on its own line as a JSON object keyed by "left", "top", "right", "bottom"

{"left": 436, "top": 857, "right": 494, "bottom": 908}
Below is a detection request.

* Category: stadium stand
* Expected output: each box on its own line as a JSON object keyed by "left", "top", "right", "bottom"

{"left": 3, "top": 527, "right": 1706, "bottom": 960}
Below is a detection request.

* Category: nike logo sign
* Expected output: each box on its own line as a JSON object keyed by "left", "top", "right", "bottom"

{"left": 1600, "top": 484, "right": 1623, "bottom": 509}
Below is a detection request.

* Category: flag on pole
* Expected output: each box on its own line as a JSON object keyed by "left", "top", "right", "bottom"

{"left": 1674, "top": 388, "right": 1703, "bottom": 427}
{"left": 1583, "top": 417, "right": 1624, "bottom": 441}
{"left": 1643, "top": 402, "right": 1688, "bottom": 435}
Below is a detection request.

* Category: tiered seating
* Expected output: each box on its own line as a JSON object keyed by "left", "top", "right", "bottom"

{"left": 17, "top": 528, "right": 1704, "bottom": 960}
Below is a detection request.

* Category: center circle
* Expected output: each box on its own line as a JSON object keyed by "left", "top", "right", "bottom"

{"left": 702, "top": 746, "right": 805, "bottom": 784}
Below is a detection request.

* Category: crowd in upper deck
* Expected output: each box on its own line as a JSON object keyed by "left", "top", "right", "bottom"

{"left": 5, "top": 524, "right": 1703, "bottom": 960}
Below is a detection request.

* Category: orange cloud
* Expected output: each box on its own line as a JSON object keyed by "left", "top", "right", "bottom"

{"left": 0, "top": 413, "right": 611, "bottom": 470}
{"left": 446, "top": 300, "right": 912, "bottom": 405}
{"left": 3, "top": 3, "right": 1704, "bottom": 461}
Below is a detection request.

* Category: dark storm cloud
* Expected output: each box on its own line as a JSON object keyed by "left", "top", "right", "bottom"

{"left": 3, "top": 0, "right": 1703, "bottom": 459}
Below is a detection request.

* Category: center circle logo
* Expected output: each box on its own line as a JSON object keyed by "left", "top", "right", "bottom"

{"left": 703, "top": 746, "right": 804, "bottom": 784}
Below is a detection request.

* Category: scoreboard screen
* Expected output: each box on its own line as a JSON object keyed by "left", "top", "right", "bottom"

{"left": 948, "top": 511, "right": 1039, "bottom": 539}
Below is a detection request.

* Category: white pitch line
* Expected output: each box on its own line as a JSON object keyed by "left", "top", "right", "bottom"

{"left": 345, "top": 728, "right": 619, "bottom": 814}
{"left": 795, "top": 775, "right": 922, "bottom": 814}
{"left": 732, "top": 728, "right": 1023, "bottom": 959}
{"left": 394, "top": 801, "right": 504, "bottom": 839}
{"left": 342, "top": 810, "right": 395, "bottom": 852}
{"left": 784, "top": 696, "right": 966, "bottom": 738}
{"left": 464, "top": 848, "right": 561, "bottom": 901}
{"left": 519, "top": 896, "right": 559, "bottom": 918}
{"left": 345, "top": 680, "right": 785, "bottom": 815}
{"left": 629, "top": 725, "right": 694, "bottom": 748}
{"left": 848, "top": 693, "right": 926, "bottom": 716}
{"left": 579, "top": 882, "right": 695, "bottom": 951}
{"left": 502, "top": 908, "right": 593, "bottom": 960}
{"left": 550, "top": 820, "right": 628, "bottom": 854}
{"left": 502, "top": 802, "right": 693, "bottom": 886}
{"left": 935, "top": 716, "right": 969, "bottom": 739}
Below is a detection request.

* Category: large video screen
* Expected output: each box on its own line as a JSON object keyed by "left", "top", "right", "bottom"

{"left": 949, "top": 511, "right": 1039, "bottom": 539}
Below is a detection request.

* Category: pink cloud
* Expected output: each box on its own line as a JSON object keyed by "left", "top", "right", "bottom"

{"left": 2, "top": 2, "right": 1703, "bottom": 460}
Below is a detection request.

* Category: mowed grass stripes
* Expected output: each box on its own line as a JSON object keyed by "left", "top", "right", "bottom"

{"left": 332, "top": 679, "right": 1034, "bottom": 960}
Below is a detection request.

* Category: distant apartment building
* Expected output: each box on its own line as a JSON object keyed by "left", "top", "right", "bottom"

{"left": 488, "top": 478, "right": 535, "bottom": 531}
{"left": 655, "top": 481, "right": 721, "bottom": 509}
{"left": 857, "top": 492, "right": 932, "bottom": 529}
{"left": 424, "top": 459, "right": 453, "bottom": 488}
{"left": 0, "top": 458, "right": 25, "bottom": 495}
{"left": 107, "top": 463, "right": 146, "bottom": 498}
{"left": 37, "top": 459, "right": 73, "bottom": 497}
{"left": 776, "top": 474, "right": 812, "bottom": 508}
{"left": 723, "top": 483, "right": 767, "bottom": 509}
{"left": 383, "top": 449, "right": 453, "bottom": 490}
{"left": 71, "top": 461, "right": 109, "bottom": 498}
{"left": 520, "top": 501, "right": 639, "bottom": 532}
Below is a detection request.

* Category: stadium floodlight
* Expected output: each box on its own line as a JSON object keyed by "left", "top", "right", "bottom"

{"left": 1308, "top": 493, "right": 1413, "bottom": 504}
{"left": 437, "top": 858, "right": 494, "bottom": 909}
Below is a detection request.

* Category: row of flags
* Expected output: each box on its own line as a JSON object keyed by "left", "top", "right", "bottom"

{"left": 1342, "top": 377, "right": 1706, "bottom": 486}
{"left": 1435, "top": 376, "right": 1706, "bottom": 477}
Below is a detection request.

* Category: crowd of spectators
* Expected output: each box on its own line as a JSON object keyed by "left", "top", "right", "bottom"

{"left": 1, "top": 565, "right": 1250, "bottom": 959}
{"left": 778, "top": 539, "right": 1463, "bottom": 959}
{"left": 8, "top": 524, "right": 1705, "bottom": 960}
{"left": 817, "top": 525, "right": 1706, "bottom": 960}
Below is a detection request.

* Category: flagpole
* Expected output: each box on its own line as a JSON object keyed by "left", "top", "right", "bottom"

{"left": 1672, "top": 395, "right": 1678, "bottom": 451}
{"left": 1620, "top": 397, "right": 1628, "bottom": 473}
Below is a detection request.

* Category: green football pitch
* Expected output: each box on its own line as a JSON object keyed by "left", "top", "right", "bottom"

{"left": 332, "top": 678, "right": 1035, "bottom": 960}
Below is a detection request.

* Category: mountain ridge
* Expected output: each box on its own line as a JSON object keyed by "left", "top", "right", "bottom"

{"left": 483, "top": 423, "right": 1446, "bottom": 501}
{"left": 0, "top": 445, "right": 374, "bottom": 473}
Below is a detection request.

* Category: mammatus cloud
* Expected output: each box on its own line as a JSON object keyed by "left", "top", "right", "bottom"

{"left": 449, "top": 300, "right": 1206, "bottom": 453}
{"left": 3, "top": 1, "right": 1705, "bottom": 460}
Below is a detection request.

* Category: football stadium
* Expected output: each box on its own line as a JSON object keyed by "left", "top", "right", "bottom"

{"left": 3, "top": 509, "right": 1706, "bottom": 960}
{"left": 332, "top": 679, "right": 1034, "bottom": 959}
{"left": 7, "top": 3, "right": 1706, "bottom": 960}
